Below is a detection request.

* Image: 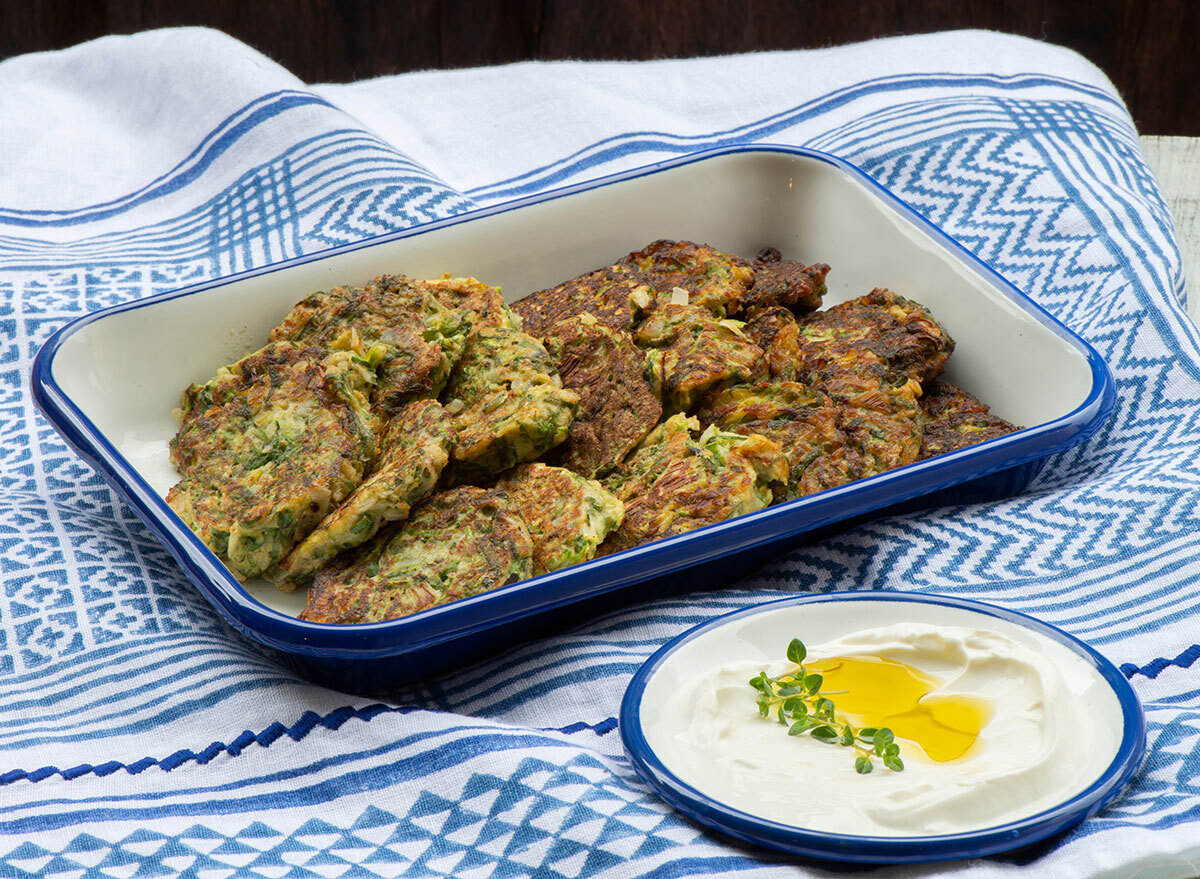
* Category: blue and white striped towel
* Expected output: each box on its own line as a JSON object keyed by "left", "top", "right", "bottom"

{"left": 0, "top": 26, "right": 1196, "bottom": 878}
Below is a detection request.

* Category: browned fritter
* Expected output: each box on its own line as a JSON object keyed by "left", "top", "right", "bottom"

{"left": 168, "top": 341, "right": 377, "bottom": 580}
{"left": 512, "top": 267, "right": 649, "bottom": 338}
{"left": 615, "top": 239, "right": 755, "bottom": 317}
{"left": 300, "top": 486, "right": 533, "bottom": 625}
{"left": 269, "top": 275, "right": 473, "bottom": 415}
{"left": 696, "top": 382, "right": 861, "bottom": 500}
{"left": 919, "top": 380, "right": 1020, "bottom": 460}
{"left": 426, "top": 275, "right": 519, "bottom": 332}
{"left": 736, "top": 247, "right": 829, "bottom": 314}
{"left": 268, "top": 398, "right": 455, "bottom": 590}
{"left": 542, "top": 313, "right": 662, "bottom": 478}
{"left": 635, "top": 304, "right": 764, "bottom": 414}
{"left": 817, "top": 362, "right": 925, "bottom": 477}
{"left": 744, "top": 306, "right": 803, "bottom": 382}
{"left": 796, "top": 288, "right": 955, "bottom": 385}
{"left": 600, "top": 414, "right": 787, "bottom": 555}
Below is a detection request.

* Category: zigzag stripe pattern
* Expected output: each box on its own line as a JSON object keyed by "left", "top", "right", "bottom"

{"left": 1, "top": 59, "right": 1199, "bottom": 876}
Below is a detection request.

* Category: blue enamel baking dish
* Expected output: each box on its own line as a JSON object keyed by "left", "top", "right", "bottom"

{"left": 30, "top": 146, "right": 1115, "bottom": 692}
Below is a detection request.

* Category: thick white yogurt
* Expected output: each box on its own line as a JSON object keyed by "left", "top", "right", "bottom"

{"left": 649, "top": 622, "right": 1118, "bottom": 837}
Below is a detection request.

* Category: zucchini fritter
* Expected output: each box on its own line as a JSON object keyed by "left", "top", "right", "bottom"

{"left": 635, "top": 304, "right": 764, "bottom": 414}
{"left": 426, "top": 275, "right": 521, "bottom": 332}
{"left": 796, "top": 288, "right": 954, "bottom": 385}
{"left": 616, "top": 239, "right": 755, "bottom": 318}
{"left": 744, "top": 306, "right": 803, "bottom": 382}
{"left": 737, "top": 247, "right": 829, "bottom": 314}
{"left": 442, "top": 325, "right": 580, "bottom": 484}
{"left": 543, "top": 313, "right": 662, "bottom": 477}
{"left": 168, "top": 340, "right": 377, "bottom": 580}
{"left": 268, "top": 398, "right": 455, "bottom": 590}
{"left": 920, "top": 380, "right": 1020, "bottom": 459}
{"left": 697, "top": 382, "right": 861, "bottom": 500}
{"left": 299, "top": 487, "right": 534, "bottom": 625}
{"left": 512, "top": 267, "right": 649, "bottom": 338}
{"left": 269, "top": 274, "right": 474, "bottom": 415}
{"left": 601, "top": 414, "right": 787, "bottom": 554}
{"left": 498, "top": 463, "right": 624, "bottom": 575}
{"left": 817, "top": 363, "right": 924, "bottom": 477}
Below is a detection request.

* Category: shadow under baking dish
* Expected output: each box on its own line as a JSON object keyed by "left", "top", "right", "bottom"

{"left": 619, "top": 592, "right": 1146, "bottom": 863}
{"left": 31, "top": 145, "right": 1115, "bottom": 693}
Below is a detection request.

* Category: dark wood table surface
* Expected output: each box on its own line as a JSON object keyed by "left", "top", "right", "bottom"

{"left": 3, "top": 0, "right": 1198, "bottom": 136}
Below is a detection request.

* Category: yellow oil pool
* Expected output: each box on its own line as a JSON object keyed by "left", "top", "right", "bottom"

{"left": 809, "top": 655, "right": 991, "bottom": 762}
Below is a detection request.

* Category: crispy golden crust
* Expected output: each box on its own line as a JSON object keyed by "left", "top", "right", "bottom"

{"left": 542, "top": 314, "right": 662, "bottom": 477}
{"left": 269, "top": 275, "right": 473, "bottom": 415}
{"left": 300, "top": 486, "right": 533, "bottom": 625}
{"left": 512, "top": 267, "right": 648, "bottom": 338}
{"left": 497, "top": 463, "right": 624, "bottom": 575}
{"left": 616, "top": 239, "right": 755, "bottom": 318}
{"left": 796, "top": 288, "right": 955, "bottom": 384}
{"left": 636, "top": 304, "right": 764, "bottom": 414}
{"left": 696, "top": 382, "right": 861, "bottom": 499}
{"left": 441, "top": 325, "right": 579, "bottom": 484}
{"left": 919, "top": 380, "right": 1020, "bottom": 459}
{"left": 744, "top": 306, "right": 803, "bottom": 382}
{"left": 268, "top": 399, "right": 455, "bottom": 590}
{"left": 168, "top": 341, "right": 377, "bottom": 580}
{"left": 737, "top": 248, "right": 829, "bottom": 314}
{"left": 816, "top": 363, "right": 924, "bottom": 477}
{"left": 600, "top": 414, "right": 786, "bottom": 554}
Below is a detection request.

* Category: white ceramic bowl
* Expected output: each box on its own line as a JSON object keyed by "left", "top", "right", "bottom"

{"left": 620, "top": 592, "right": 1145, "bottom": 862}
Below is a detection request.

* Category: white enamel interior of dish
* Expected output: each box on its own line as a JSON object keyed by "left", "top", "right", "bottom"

{"left": 48, "top": 151, "right": 1095, "bottom": 617}
{"left": 637, "top": 598, "right": 1125, "bottom": 836}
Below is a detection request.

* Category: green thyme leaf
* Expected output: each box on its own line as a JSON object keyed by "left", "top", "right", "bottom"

{"left": 787, "top": 639, "right": 807, "bottom": 664}
{"left": 749, "top": 638, "right": 905, "bottom": 774}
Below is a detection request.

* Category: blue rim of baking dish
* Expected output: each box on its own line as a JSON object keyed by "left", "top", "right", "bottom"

{"left": 619, "top": 591, "right": 1147, "bottom": 864}
{"left": 30, "top": 144, "right": 1117, "bottom": 658}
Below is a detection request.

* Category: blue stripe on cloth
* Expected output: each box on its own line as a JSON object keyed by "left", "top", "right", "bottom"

{"left": 1123, "top": 645, "right": 1200, "bottom": 680}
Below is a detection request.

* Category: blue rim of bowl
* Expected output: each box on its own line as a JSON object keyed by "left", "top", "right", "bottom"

{"left": 29, "top": 144, "right": 1117, "bottom": 659}
{"left": 619, "top": 591, "right": 1146, "bottom": 864}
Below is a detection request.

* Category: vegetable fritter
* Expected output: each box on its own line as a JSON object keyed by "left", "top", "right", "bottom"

{"left": 512, "top": 267, "right": 649, "bottom": 338}
{"left": 601, "top": 414, "right": 787, "bottom": 554}
{"left": 615, "top": 239, "right": 755, "bottom": 318}
{"left": 817, "top": 362, "right": 924, "bottom": 477}
{"left": 168, "top": 340, "right": 377, "bottom": 580}
{"left": 737, "top": 247, "right": 829, "bottom": 314}
{"left": 426, "top": 275, "right": 521, "bottom": 332}
{"left": 269, "top": 274, "right": 474, "bottom": 415}
{"left": 744, "top": 306, "right": 803, "bottom": 382}
{"left": 796, "top": 288, "right": 954, "bottom": 384}
{"left": 268, "top": 398, "right": 455, "bottom": 590}
{"left": 441, "top": 325, "right": 580, "bottom": 484}
{"left": 697, "top": 382, "right": 861, "bottom": 500}
{"left": 636, "top": 304, "right": 764, "bottom": 414}
{"left": 498, "top": 463, "right": 624, "bottom": 575}
{"left": 299, "top": 486, "right": 533, "bottom": 625}
{"left": 543, "top": 313, "right": 662, "bottom": 477}
{"left": 920, "top": 380, "right": 1020, "bottom": 459}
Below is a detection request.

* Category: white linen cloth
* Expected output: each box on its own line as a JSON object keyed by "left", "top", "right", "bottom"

{"left": 0, "top": 26, "right": 1196, "bottom": 879}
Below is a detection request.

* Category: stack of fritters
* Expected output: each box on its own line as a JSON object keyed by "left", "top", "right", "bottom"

{"left": 170, "top": 239, "right": 1021, "bottom": 627}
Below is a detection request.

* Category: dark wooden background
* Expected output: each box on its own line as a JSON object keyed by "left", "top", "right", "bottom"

{"left": 4, "top": 0, "right": 1198, "bottom": 135}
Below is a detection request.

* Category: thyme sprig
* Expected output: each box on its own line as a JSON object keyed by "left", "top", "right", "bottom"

{"left": 749, "top": 638, "right": 904, "bottom": 774}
